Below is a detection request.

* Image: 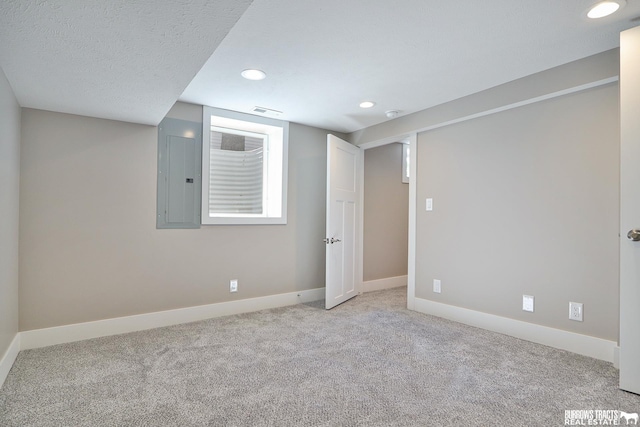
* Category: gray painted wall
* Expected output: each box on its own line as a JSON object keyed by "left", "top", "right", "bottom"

{"left": 363, "top": 143, "right": 408, "bottom": 281}
{"left": 166, "top": 101, "right": 202, "bottom": 122}
{"left": 19, "top": 108, "right": 332, "bottom": 331}
{"left": 348, "top": 50, "right": 620, "bottom": 342}
{"left": 0, "top": 66, "right": 21, "bottom": 356}
{"left": 416, "top": 83, "right": 619, "bottom": 341}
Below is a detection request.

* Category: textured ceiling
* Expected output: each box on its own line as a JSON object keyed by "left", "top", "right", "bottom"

{"left": 1, "top": 1, "right": 640, "bottom": 131}
{"left": 0, "top": 0, "right": 253, "bottom": 125}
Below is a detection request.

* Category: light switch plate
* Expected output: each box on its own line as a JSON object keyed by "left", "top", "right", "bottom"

{"left": 426, "top": 198, "right": 433, "bottom": 211}
{"left": 523, "top": 295, "right": 534, "bottom": 312}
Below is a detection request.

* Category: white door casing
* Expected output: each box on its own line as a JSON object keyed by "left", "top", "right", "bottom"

{"left": 356, "top": 134, "right": 417, "bottom": 310}
{"left": 325, "top": 134, "right": 360, "bottom": 309}
{"left": 619, "top": 26, "right": 640, "bottom": 395}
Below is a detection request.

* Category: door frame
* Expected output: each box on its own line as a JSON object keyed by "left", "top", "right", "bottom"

{"left": 356, "top": 133, "right": 417, "bottom": 310}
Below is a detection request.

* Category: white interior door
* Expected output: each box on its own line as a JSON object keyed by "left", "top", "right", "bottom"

{"left": 325, "top": 134, "right": 360, "bottom": 309}
{"left": 619, "top": 26, "right": 640, "bottom": 395}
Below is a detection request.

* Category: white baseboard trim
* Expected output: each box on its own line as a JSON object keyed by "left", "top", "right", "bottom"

{"left": 0, "top": 334, "right": 20, "bottom": 389}
{"left": 413, "top": 297, "right": 617, "bottom": 363}
{"left": 614, "top": 346, "right": 620, "bottom": 369}
{"left": 21, "top": 287, "right": 325, "bottom": 351}
{"left": 362, "top": 275, "right": 407, "bottom": 293}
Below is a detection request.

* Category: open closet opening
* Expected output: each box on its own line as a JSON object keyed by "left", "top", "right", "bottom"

{"left": 361, "top": 142, "right": 410, "bottom": 293}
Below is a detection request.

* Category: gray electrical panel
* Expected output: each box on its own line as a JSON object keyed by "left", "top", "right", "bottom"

{"left": 157, "top": 117, "right": 202, "bottom": 229}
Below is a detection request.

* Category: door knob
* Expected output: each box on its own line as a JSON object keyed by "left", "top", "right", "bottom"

{"left": 627, "top": 229, "right": 640, "bottom": 241}
{"left": 323, "top": 237, "right": 342, "bottom": 244}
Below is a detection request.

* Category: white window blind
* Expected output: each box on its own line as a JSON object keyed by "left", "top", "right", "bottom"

{"left": 201, "top": 106, "right": 288, "bottom": 225}
{"left": 208, "top": 131, "right": 266, "bottom": 215}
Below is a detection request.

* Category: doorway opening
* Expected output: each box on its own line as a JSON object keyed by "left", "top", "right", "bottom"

{"left": 357, "top": 134, "right": 417, "bottom": 310}
{"left": 362, "top": 142, "right": 410, "bottom": 292}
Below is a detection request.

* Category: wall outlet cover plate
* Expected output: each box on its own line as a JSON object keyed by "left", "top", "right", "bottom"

{"left": 569, "top": 302, "right": 583, "bottom": 321}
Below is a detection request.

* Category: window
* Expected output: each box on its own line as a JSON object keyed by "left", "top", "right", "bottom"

{"left": 402, "top": 143, "right": 410, "bottom": 184}
{"left": 202, "top": 106, "right": 288, "bottom": 225}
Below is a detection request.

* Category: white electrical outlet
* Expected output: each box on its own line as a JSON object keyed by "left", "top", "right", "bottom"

{"left": 523, "top": 295, "right": 534, "bottom": 312}
{"left": 569, "top": 302, "right": 583, "bottom": 322}
{"left": 230, "top": 279, "right": 238, "bottom": 293}
{"left": 433, "top": 279, "right": 441, "bottom": 293}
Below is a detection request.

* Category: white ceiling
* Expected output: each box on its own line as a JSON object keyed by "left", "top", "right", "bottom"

{"left": 1, "top": 1, "right": 640, "bottom": 132}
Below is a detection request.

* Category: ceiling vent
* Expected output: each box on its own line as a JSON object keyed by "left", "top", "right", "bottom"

{"left": 252, "top": 106, "right": 283, "bottom": 116}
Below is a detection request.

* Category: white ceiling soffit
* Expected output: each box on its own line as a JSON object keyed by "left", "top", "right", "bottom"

{"left": 0, "top": 0, "right": 253, "bottom": 126}
{"left": 180, "top": 0, "right": 640, "bottom": 133}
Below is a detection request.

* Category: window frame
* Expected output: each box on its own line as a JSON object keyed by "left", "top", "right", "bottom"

{"left": 201, "top": 106, "right": 289, "bottom": 225}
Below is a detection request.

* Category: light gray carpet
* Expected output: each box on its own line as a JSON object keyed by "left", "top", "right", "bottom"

{"left": 1, "top": 288, "right": 638, "bottom": 426}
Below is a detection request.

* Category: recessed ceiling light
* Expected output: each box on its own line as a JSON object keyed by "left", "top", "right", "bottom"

{"left": 241, "top": 69, "right": 266, "bottom": 80}
{"left": 359, "top": 101, "right": 376, "bottom": 109}
{"left": 587, "top": 1, "right": 625, "bottom": 19}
